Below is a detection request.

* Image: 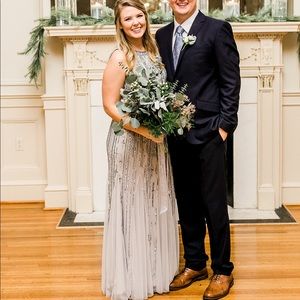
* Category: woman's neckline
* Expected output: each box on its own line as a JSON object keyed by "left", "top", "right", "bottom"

{"left": 135, "top": 50, "right": 147, "bottom": 55}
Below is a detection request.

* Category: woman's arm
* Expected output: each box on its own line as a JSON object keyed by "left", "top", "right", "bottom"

{"left": 102, "top": 50, "right": 163, "bottom": 143}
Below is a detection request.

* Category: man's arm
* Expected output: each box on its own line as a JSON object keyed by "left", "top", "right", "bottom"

{"left": 214, "top": 22, "right": 241, "bottom": 136}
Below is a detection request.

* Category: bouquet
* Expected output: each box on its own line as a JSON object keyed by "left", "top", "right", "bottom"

{"left": 112, "top": 65, "right": 195, "bottom": 137}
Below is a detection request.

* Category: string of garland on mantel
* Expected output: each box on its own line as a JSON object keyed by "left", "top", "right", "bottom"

{"left": 20, "top": 7, "right": 300, "bottom": 85}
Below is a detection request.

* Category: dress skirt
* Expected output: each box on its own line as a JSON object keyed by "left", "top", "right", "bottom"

{"left": 102, "top": 126, "right": 179, "bottom": 300}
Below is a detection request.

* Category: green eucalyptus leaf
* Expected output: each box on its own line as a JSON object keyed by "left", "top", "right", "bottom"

{"left": 154, "top": 101, "right": 160, "bottom": 110}
{"left": 112, "top": 121, "right": 120, "bottom": 130}
{"left": 130, "top": 118, "right": 140, "bottom": 128}
{"left": 155, "top": 87, "right": 161, "bottom": 100}
{"left": 139, "top": 108, "right": 150, "bottom": 115}
{"left": 121, "top": 104, "right": 132, "bottom": 113}
{"left": 138, "top": 76, "right": 148, "bottom": 86}
{"left": 160, "top": 102, "right": 168, "bottom": 111}
{"left": 115, "top": 129, "right": 124, "bottom": 136}
{"left": 126, "top": 74, "right": 137, "bottom": 84}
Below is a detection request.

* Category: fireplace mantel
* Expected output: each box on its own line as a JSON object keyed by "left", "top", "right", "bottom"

{"left": 45, "top": 22, "right": 300, "bottom": 37}
{"left": 42, "top": 22, "right": 300, "bottom": 219}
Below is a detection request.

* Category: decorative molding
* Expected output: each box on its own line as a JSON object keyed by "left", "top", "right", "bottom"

{"left": 1, "top": 96, "right": 43, "bottom": 108}
{"left": 259, "top": 74, "right": 274, "bottom": 89}
{"left": 231, "top": 22, "right": 300, "bottom": 33}
{"left": 282, "top": 91, "right": 300, "bottom": 106}
{"left": 71, "top": 41, "right": 106, "bottom": 68}
{"left": 282, "top": 183, "right": 300, "bottom": 188}
{"left": 1, "top": 184, "right": 46, "bottom": 202}
{"left": 62, "top": 36, "right": 115, "bottom": 42}
{"left": 45, "top": 22, "right": 300, "bottom": 39}
{"left": 0, "top": 80, "right": 42, "bottom": 87}
{"left": 257, "top": 33, "right": 287, "bottom": 40}
{"left": 1, "top": 180, "right": 47, "bottom": 186}
{"left": 41, "top": 95, "right": 65, "bottom": 100}
{"left": 44, "top": 185, "right": 68, "bottom": 191}
{"left": 240, "top": 48, "right": 260, "bottom": 62}
{"left": 42, "top": 96, "right": 65, "bottom": 110}
{"left": 74, "top": 78, "right": 89, "bottom": 95}
{"left": 234, "top": 33, "right": 259, "bottom": 39}
{"left": 43, "top": 100, "right": 66, "bottom": 110}
{"left": 261, "top": 47, "right": 273, "bottom": 65}
{"left": 73, "top": 41, "right": 88, "bottom": 68}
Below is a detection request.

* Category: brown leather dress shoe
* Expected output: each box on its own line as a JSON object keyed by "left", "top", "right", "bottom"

{"left": 203, "top": 274, "right": 234, "bottom": 300}
{"left": 169, "top": 267, "right": 208, "bottom": 291}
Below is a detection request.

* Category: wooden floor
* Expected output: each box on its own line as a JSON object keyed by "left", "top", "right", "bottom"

{"left": 1, "top": 203, "right": 300, "bottom": 300}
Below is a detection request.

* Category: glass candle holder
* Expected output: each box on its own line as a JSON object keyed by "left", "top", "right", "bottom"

{"left": 90, "top": 0, "right": 106, "bottom": 19}
{"left": 55, "top": 0, "right": 76, "bottom": 26}
{"left": 222, "top": 0, "right": 240, "bottom": 18}
{"left": 198, "top": 0, "right": 209, "bottom": 15}
{"left": 272, "top": 0, "right": 287, "bottom": 21}
{"left": 160, "top": 0, "right": 171, "bottom": 15}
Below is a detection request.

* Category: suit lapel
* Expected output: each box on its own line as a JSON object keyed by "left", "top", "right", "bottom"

{"left": 174, "top": 11, "right": 206, "bottom": 76}
{"left": 163, "top": 22, "right": 175, "bottom": 77}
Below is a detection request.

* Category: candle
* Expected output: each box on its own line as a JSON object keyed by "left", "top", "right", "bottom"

{"left": 223, "top": 0, "right": 240, "bottom": 18}
{"left": 91, "top": 1, "right": 104, "bottom": 19}
{"left": 198, "top": 0, "right": 209, "bottom": 15}
{"left": 272, "top": 0, "right": 287, "bottom": 21}
{"left": 160, "top": 0, "right": 171, "bottom": 15}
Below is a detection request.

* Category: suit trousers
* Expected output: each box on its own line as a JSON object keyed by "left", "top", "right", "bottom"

{"left": 168, "top": 134, "right": 234, "bottom": 275}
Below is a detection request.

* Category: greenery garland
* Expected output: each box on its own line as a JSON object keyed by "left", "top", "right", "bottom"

{"left": 21, "top": 7, "right": 300, "bottom": 85}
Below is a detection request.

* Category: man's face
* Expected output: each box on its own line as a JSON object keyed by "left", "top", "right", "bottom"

{"left": 169, "top": 0, "right": 197, "bottom": 23}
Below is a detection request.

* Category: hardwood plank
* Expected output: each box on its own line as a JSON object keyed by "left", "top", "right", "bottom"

{"left": 1, "top": 203, "right": 300, "bottom": 299}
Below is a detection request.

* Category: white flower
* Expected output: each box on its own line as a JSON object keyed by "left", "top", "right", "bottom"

{"left": 182, "top": 35, "right": 197, "bottom": 49}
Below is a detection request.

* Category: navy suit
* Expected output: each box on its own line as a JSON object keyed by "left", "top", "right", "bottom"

{"left": 156, "top": 11, "right": 240, "bottom": 275}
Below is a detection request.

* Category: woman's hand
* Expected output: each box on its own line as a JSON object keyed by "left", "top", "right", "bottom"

{"left": 149, "top": 134, "right": 164, "bottom": 144}
{"left": 130, "top": 126, "right": 164, "bottom": 143}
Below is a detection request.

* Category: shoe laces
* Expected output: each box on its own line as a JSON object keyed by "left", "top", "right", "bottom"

{"left": 212, "top": 274, "right": 222, "bottom": 282}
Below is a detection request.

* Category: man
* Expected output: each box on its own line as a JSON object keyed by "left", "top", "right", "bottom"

{"left": 156, "top": 1, "right": 240, "bottom": 299}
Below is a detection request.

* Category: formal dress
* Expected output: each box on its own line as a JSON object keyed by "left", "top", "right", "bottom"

{"left": 102, "top": 51, "right": 179, "bottom": 300}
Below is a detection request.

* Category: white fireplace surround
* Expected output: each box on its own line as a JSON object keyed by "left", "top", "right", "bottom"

{"left": 42, "top": 22, "right": 300, "bottom": 221}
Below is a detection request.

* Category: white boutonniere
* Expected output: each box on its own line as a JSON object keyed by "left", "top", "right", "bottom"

{"left": 182, "top": 35, "right": 197, "bottom": 49}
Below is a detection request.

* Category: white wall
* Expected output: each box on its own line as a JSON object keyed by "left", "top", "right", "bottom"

{"left": 1, "top": 0, "right": 46, "bottom": 200}
{"left": 282, "top": 32, "right": 300, "bottom": 204}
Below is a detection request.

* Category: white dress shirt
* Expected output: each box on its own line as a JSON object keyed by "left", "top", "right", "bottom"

{"left": 172, "top": 9, "right": 199, "bottom": 49}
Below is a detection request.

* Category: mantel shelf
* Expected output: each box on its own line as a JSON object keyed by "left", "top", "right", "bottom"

{"left": 45, "top": 22, "right": 300, "bottom": 38}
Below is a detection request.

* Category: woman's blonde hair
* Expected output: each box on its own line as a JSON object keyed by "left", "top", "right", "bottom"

{"left": 114, "top": 0, "right": 159, "bottom": 70}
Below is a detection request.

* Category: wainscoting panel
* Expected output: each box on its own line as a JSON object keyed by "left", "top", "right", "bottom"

{"left": 282, "top": 93, "right": 300, "bottom": 205}
{"left": 1, "top": 97, "right": 46, "bottom": 200}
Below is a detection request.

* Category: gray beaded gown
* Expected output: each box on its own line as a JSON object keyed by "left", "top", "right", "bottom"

{"left": 102, "top": 52, "right": 179, "bottom": 300}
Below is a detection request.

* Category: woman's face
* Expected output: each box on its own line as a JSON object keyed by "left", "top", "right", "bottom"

{"left": 119, "top": 6, "right": 146, "bottom": 42}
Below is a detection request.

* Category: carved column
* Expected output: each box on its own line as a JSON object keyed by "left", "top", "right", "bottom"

{"left": 63, "top": 38, "right": 93, "bottom": 213}
{"left": 61, "top": 34, "right": 114, "bottom": 214}
{"left": 257, "top": 33, "right": 285, "bottom": 209}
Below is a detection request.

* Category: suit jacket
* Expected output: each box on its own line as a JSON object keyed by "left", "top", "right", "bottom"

{"left": 156, "top": 11, "right": 241, "bottom": 144}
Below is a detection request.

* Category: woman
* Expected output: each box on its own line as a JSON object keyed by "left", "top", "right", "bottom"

{"left": 101, "top": 0, "right": 179, "bottom": 299}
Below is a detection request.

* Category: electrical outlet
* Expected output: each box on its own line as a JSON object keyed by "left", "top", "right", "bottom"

{"left": 15, "top": 137, "right": 24, "bottom": 151}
